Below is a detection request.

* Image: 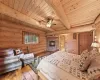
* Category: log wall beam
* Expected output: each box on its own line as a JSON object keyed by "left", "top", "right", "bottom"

{"left": 46, "top": 24, "right": 95, "bottom": 35}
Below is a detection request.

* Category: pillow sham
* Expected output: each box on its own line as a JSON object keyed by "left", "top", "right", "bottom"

{"left": 90, "top": 49, "right": 100, "bottom": 60}
{"left": 88, "top": 58, "right": 100, "bottom": 80}
{"left": 79, "top": 50, "right": 90, "bottom": 71}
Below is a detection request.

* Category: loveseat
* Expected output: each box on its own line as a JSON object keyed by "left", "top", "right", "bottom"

{"left": 0, "top": 49, "right": 22, "bottom": 74}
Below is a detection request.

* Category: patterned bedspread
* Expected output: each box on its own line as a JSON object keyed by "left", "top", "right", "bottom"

{"left": 37, "top": 51, "right": 89, "bottom": 80}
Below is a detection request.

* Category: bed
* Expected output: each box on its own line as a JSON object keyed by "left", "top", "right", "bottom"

{"left": 37, "top": 50, "right": 100, "bottom": 80}
{"left": 37, "top": 51, "right": 89, "bottom": 80}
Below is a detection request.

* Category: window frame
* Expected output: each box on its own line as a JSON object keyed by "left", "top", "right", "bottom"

{"left": 22, "top": 31, "right": 39, "bottom": 44}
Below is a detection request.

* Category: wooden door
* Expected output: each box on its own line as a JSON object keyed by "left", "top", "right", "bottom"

{"left": 78, "top": 31, "right": 93, "bottom": 54}
{"left": 59, "top": 35, "right": 65, "bottom": 51}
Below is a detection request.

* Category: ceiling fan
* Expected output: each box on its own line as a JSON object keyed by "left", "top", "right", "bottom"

{"left": 38, "top": 17, "right": 56, "bottom": 27}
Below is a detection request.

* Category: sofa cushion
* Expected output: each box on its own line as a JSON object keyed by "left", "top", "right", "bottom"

{"left": 23, "top": 58, "right": 34, "bottom": 64}
{"left": 0, "top": 66, "right": 21, "bottom": 75}
{"left": 23, "top": 53, "right": 34, "bottom": 59}
{"left": 0, "top": 61, "right": 22, "bottom": 71}
{"left": 0, "top": 49, "right": 14, "bottom": 57}
{"left": 0, "top": 56, "right": 19, "bottom": 66}
{"left": 79, "top": 50, "right": 90, "bottom": 71}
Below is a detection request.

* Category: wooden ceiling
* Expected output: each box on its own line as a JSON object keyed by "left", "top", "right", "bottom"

{"left": 0, "top": 0, "right": 65, "bottom": 31}
{"left": 61, "top": 0, "right": 100, "bottom": 27}
{"left": 0, "top": 0, "right": 100, "bottom": 33}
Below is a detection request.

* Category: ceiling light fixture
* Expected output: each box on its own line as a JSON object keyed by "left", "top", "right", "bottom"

{"left": 46, "top": 19, "right": 53, "bottom": 27}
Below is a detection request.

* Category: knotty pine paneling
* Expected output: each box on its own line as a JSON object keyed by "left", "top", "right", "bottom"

{"left": 0, "top": 20, "right": 46, "bottom": 54}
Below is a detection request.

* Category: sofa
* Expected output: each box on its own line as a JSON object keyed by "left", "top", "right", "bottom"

{"left": 0, "top": 48, "right": 22, "bottom": 74}
{"left": 18, "top": 53, "right": 34, "bottom": 66}
{"left": 0, "top": 48, "right": 35, "bottom": 74}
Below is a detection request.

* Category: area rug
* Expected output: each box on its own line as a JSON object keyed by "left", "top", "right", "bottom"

{"left": 22, "top": 70, "right": 38, "bottom": 80}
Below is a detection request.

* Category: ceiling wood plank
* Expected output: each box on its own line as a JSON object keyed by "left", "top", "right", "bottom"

{"left": 67, "top": 0, "right": 100, "bottom": 26}
{"left": 62, "top": 0, "right": 80, "bottom": 10}
{"left": 47, "top": 24, "right": 95, "bottom": 35}
{"left": 0, "top": 2, "right": 54, "bottom": 31}
{"left": 2, "top": 0, "right": 9, "bottom": 6}
{"left": 61, "top": 0, "right": 71, "bottom": 5}
{"left": 17, "top": 0, "right": 26, "bottom": 12}
{"left": 45, "top": 0, "right": 70, "bottom": 29}
{"left": 35, "top": 1, "right": 46, "bottom": 15}
{"left": 28, "top": 0, "right": 43, "bottom": 16}
{"left": 8, "top": 0, "right": 14, "bottom": 8}
{"left": 25, "top": 0, "right": 35, "bottom": 14}
{"left": 64, "top": 0, "right": 97, "bottom": 14}
{"left": 30, "top": 13, "right": 45, "bottom": 21}
{"left": 21, "top": 0, "right": 32, "bottom": 14}
{"left": 13, "top": 0, "right": 20, "bottom": 10}
{"left": 32, "top": 0, "right": 44, "bottom": 15}
{"left": 41, "top": 6, "right": 53, "bottom": 17}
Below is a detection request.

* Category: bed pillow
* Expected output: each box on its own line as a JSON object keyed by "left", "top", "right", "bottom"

{"left": 88, "top": 57, "right": 100, "bottom": 80}
{"left": 90, "top": 49, "right": 100, "bottom": 60}
{"left": 79, "top": 50, "right": 90, "bottom": 71}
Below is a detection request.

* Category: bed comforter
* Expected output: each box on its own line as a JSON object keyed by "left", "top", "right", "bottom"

{"left": 37, "top": 51, "right": 89, "bottom": 80}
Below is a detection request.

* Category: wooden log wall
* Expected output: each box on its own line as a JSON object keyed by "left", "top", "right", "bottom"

{"left": 0, "top": 20, "right": 46, "bottom": 54}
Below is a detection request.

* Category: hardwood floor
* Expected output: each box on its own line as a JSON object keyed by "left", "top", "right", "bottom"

{"left": 0, "top": 65, "right": 38, "bottom": 80}
{"left": 35, "top": 50, "right": 59, "bottom": 57}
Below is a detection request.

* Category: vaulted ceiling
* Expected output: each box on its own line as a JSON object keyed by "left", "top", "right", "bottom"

{"left": 61, "top": 0, "right": 100, "bottom": 27}
{"left": 0, "top": 0, "right": 100, "bottom": 34}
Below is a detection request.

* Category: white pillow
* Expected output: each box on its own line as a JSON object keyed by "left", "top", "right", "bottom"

{"left": 23, "top": 53, "right": 34, "bottom": 59}
{"left": 79, "top": 50, "right": 90, "bottom": 71}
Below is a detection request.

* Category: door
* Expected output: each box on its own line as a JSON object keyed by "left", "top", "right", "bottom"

{"left": 59, "top": 35, "right": 65, "bottom": 51}
{"left": 78, "top": 31, "right": 93, "bottom": 54}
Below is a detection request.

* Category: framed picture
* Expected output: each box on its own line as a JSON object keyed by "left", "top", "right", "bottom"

{"left": 49, "top": 41, "right": 55, "bottom": 46}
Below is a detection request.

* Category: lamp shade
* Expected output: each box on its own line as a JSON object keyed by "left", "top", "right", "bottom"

{"left": 91, "top": 42, "right": 100, "bottom": 47}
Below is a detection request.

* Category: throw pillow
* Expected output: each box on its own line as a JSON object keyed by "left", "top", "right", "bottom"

{"left": 90, "top": 49, "right": 100, "bottom": 60}
{"left": 79, "top": 50, "right": 90, "bottom": 71}
{"left": 88, "top": 59, "right": 100, "bottom": 80}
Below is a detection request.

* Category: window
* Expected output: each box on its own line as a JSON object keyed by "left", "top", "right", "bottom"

{"left": 23, "top": 32, "right": 39, "bottom": 44}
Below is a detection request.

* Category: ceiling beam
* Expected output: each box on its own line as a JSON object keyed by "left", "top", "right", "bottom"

{"left": 94, "top": 14, "right": 100, "bottom": 24}
{"left": 0, "top": 2, "right": 54, "bottom": 31}
{"left": 46, "top": 24, "right": 95, "bottom": 35}
{"left": 45, "top": 0, "right": 70, "bottom": 29}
